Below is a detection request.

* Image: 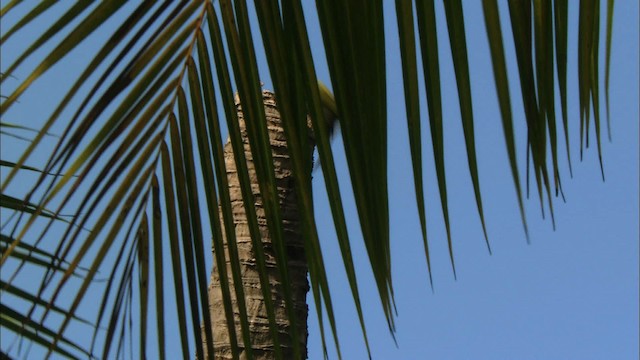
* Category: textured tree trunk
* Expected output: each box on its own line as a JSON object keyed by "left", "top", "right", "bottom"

{"left": 202, "top": 90, "right": 313, "bottom": 359}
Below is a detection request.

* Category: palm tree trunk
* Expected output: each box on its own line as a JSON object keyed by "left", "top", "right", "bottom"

{"left": 203, "top": 90, "right": 312, "bottom": 359}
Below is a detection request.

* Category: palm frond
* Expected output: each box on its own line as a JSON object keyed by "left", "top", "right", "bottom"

{"left": 0, "top": 1, "right": 614, "bottom": 358}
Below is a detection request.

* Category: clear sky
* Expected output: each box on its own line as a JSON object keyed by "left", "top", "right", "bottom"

{"left": 1, "top": 1, "right": 638, "bottom": 360}
{"left": 305, "top": 1, "right": 639, "bottom": 359}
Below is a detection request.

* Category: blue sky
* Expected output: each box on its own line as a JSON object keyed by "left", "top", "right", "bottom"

{"left": 1, "top": 1, "right": 638, "bottom": 360}
{"left": 306, "top": 1, "right": 638, "bottom": 359}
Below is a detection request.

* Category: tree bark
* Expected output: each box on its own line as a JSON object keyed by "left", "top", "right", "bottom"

{"left": 203, "top": 90, "right": 313, "bottom": 359}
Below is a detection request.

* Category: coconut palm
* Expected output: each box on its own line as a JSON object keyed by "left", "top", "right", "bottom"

{"left": 0, "top": 1, "right": 615, "bottom": 359}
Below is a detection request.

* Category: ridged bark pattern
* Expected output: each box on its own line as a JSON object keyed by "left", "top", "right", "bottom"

{"left": 203, "top": 90, "right": 313, "bottom": 359}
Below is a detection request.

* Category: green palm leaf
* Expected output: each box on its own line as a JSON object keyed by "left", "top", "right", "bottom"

{"left": 0, "top": 1, "right": 615, "bottom": 358}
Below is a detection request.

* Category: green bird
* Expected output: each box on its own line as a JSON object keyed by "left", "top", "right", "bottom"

{"left": 312, "top": 81, "right": 339, "bottom": 171}
{"left": 318, "top": 81, "right": 339, "bottom": 138}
